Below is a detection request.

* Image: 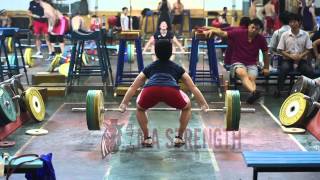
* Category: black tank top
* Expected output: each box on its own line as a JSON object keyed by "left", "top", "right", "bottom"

{"left": 153, "top": 31, "right": 174, "bottom": 40}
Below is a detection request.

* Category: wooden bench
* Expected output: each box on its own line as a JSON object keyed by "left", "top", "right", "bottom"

{"left": 242, "top": 151, "right": 320, "bottom": 180}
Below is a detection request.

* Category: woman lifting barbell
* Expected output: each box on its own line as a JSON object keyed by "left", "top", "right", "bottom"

{"left": 143, "top": 21, "right": 185, "bottom": 61}
{"left": 119, "top": 39, "right": 209, "bottom": 148}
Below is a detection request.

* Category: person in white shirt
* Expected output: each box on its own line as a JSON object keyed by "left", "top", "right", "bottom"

{"left": 276, "top": 13, "right": 314, "bottom": 96}
{"left": 120, "top": 7, "right": 129, "bottom": 31}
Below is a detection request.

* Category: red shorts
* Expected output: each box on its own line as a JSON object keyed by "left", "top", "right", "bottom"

{"left": 52, "top": 16, "right": 69, "bottom": 35}
{"left": 137, "top": 86, "right": 189, "bottom": 110}
{"left": 265, "top": 16, "right": 274, "bottom": 30}
{"left": 33, "top": 20, "right": 48, "bottom": 35}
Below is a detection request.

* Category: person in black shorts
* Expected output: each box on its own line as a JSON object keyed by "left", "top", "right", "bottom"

{"left": 119, "top": 39, "right": 209, "bottom": 147}
{"left": 172, "top": 0, "right": 184, "bottom": 36}
{"left": 143, "top": 21, "right": 184, "bottom": 61}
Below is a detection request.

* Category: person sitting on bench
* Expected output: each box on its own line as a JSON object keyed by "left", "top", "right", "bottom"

{"left": 119, "top": 39, "right": 209, "bottom": 147}
{"left": 204, "top": 18, "right": 270, "bottom": 104}
{"left": 276, "top": 13, "right": 314, "bottom": 96}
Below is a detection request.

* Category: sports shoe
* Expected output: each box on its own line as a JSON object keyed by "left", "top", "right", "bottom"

{"left": 142, "top": 137, "right": 152, "bottom": 147}
{"left": 46, "top": 52, "right": 55, "bottom": 61}
{"left": 33, "top": 51, "right": 43, "bottom": 58}
{"left": 246, "top": 90, "right": 262, "bottom": 104}
{"left": 174, "top": 136, "right": 185, "bottom": 147}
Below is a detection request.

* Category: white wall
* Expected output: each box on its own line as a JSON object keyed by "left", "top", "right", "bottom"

{"left": 1, "top": 0, "right": 243, "bottom": 12}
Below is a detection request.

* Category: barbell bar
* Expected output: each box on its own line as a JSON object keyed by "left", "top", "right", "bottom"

{"left": 74, "top": 90, "right": 255, "bottom": 131}
{"left": 72, "top": 107, "right": 255, "bottom": 113}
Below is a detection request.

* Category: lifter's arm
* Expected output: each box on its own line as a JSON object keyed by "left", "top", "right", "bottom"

{"left": 181, "top": 73, "right": 209, "bottom": 111}
{"left": 119, "top": 72, "right": 147, "bottom": 112}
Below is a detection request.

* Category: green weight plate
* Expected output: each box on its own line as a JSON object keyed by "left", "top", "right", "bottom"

{"left": 24, "top": 87, "right": 46, "bottom": 122}
{"left": 86, "top": 90, "right": 104, "bottom": 130}
{"left": 127, "top": 43, "right": 135, "bottom": 63}
{"left": 10, "top": 79, "right": 27, "bottom": 113}
{"left": 225, "top": 90, "right": 233, "bottom": 130}
{"left": 231, "top": 90, "right": 241, "bottom": 131}
{"left": 0, "top": 86, "right": 17, "bottom": 126}
{"left": 1, "top": 84, "right": 20, "bottom": 117}
{"left": 279, "top": 93, "right": 308, "bottom": 127}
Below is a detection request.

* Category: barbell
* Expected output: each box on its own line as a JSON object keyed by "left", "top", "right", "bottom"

{"left": 71, "top": 90, "right": 255, "bottom": 131}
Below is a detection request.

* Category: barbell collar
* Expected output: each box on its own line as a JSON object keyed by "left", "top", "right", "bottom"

{"left": 72, "top": 107, "right": 255, "bottom": 113}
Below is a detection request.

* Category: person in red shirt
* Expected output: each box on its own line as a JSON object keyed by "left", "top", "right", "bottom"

{"left": 204, "top": 18, "right": 270, "bottom": 104}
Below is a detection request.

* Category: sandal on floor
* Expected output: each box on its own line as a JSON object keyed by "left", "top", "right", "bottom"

{"left": 174, "top": 136, "right": 185, "bottom": 147}
{"left": 142, "top": 137, "right": 153, "bottom": 147}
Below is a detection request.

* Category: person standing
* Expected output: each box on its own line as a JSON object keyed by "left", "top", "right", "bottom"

{"left": 172, "top": 0, "right": 184, "bottom": 36}
{"left": 157, "top": 0, "right": 172, "bottom": 31}
{"left": 39, "top": 0, "right": 68, "bottom": 58}
{"left": 263, "top": 0, "right": 276, "bottom": 35}
{"left": 27, "top": 0, "right": 53, "bottom": 57}
{"left": 120, "top": 7, "right": 130, "bottom": 31}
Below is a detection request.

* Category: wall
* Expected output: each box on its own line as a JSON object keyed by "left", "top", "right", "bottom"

{"left": 1, "top": 0, "right": 243, "bottom": 11}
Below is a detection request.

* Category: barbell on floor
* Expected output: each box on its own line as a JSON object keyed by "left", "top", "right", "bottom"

{"left": 72, "top": 90, "right": 255, "bottom": 131}
{"left": 72, "top": 107, "right": 255, "bottom": 113}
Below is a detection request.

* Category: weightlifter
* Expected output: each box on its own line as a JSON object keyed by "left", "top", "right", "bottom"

{"left": 119, "top": 39, "right": 209, "bottom": 147}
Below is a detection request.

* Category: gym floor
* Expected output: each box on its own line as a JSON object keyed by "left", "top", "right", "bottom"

{"left": 3, "top": 44, "right": 320, "bottom": 180}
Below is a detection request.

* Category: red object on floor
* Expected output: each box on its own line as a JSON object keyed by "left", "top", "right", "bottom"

{"left": 0, "top": 113, "right": 28, "bottom": 141}
{"left": 307, "top": 110, "right": 320, "bottom": 141}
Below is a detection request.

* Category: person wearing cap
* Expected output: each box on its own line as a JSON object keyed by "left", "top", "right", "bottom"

{"left": 119, "top": 39, "right": 209, "bottom": 148}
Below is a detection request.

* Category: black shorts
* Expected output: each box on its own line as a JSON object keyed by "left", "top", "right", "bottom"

{"left": 172, "top": 15, "right": 183, "bottom": 25}
{"left": 49, "top": 34, "right": 64, "bottom": 43}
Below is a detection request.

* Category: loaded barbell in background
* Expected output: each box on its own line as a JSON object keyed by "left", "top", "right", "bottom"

{"left": 0, "top": 74, "right": 46, "bottom": 124}
{"left": 72, "top": 90, "right": 255, "bottom": 131}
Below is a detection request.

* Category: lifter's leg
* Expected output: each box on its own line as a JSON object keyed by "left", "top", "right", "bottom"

{"left": 178, "top": 101, "right": 191, "bottom": 138}
{"left": 136, "top": 104, "right": 149, "bottom": 139}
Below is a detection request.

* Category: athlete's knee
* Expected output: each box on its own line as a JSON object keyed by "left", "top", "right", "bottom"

{"left": 136, "top": 103, "right": 146, "bottom": 112}
{"left": 182, "top": 101, "right": 191, "bottom": 111}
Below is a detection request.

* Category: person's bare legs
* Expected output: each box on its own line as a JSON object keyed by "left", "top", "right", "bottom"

{"left": 35, "top": 34, "right": 41, "bottom": 53}
{"left": 235, "top": 67, "right": 255, "bottom": 92}
{"left": 59, "top": 42, "right": 65, "bottom": 54}
{"left": 136, "top": 104, "right": 149, "bottom": 139}
{"left": 178, "top": 100, "right": 191, "bottom": 138}
{"left": 44, "top": 33, "right": 53, "bottom": 54}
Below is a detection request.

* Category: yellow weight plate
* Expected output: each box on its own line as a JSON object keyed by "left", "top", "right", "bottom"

{"left": 225, "top": 90, "right": 233, "bottom": 130}
{"left": 58, "top": 63, "right": 70, "bottom": 77}
{"left": 7, "top": 37, "right": 13, "bottom": 53}
{"left": 24, "top": 48, "right": 33, "bottom": 67}
{"left": 95, "top": 90, "right": 104, "bottom": 129}
{"left": 25, "top": 129, "right": 48, "bottom": 136}
{"left": 48, "top": 54, "right": 62, "bottom": 72}
{"left": 24, "top": 87, "right": 46, "bottom": 122}
{"left": 82, "top": 53, "right": 89, "bottom": 65}
{"left": 279, "top": 93, "right": 307, "bottom": 127}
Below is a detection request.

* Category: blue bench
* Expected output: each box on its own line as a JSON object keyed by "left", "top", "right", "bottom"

{"left": 0, "top": 154, "right": 43, "bottom": 176}
{"left": 242, "top": 151, "right": 320, "bottom": 180}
